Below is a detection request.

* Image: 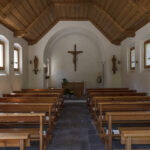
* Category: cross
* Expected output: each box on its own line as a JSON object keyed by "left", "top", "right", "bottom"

{"left": 68, "top": 44, "right": 83, "bottom": 72}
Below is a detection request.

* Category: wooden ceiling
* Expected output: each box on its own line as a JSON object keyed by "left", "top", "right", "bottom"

{"left": 0, "top": 0, "right": 150, "bottom": 45}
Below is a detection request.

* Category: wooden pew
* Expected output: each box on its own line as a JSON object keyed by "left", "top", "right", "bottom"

{"left": 3, "top": 93, "right": 61, "bottom": 97}
{"left": 89, "top": 95, "right": 150, "bottom": 121}
{"left": 119, "top": 127, "right": 150, "bottom": 150}
{"left": 87, "top": 90, "right": 138, "bottom": 105}
{"left": 14, "top": 89, "right": 64, "bottom": 94}
{"left": 0, "top": 102, "right": 55, "bottom": 149}
{"left": 97, "top": 101, "right": 150, "bottom": 134}
{"left": 92, "top": 96, "right": 150, "bottom": 121}
{"left": 0, "top": 112, "right": 45, "bottom": 150}
{"left": 3, "top": 93, "right": 64, "bottom": 113}
{"left": 0, "top": 97, "right": 58, "bottom": 123}
{"left": 0, "top": 133, "right": 30, "bottom": 150}
{"left": 87, "top": 90, "right": 137, "bottom": 97}
{"left": 86, "top": 88, "right": 129, "bottom": 92}
{"left": 87, "top": 92, "right": 147, "bottom": 111}
{"left": 22, "top": 88, "right": 63, "bottom": 92}
{"left": 104, "top": 111, "right": 150, "bottom": 150}
{"left": 0, "top": 100, "right": 59, "bottom": 147}
{"left": 0, "top": 103, "right": 55, "bottom": 129}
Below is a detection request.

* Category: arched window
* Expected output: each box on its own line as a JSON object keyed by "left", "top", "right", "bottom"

{"left": 130, "top": 47, "right": 135, "bottom": 70}
{"left": 0, "top": 34, "right": 9, "bottom": 75}
{"left": 13, "top": 46, "right": 19, "bottom": 71}
{"left": 0, "top": 40, "right": 5, "bottom": 70}
{"left": 13, "top": 43, "right": 22, "bottom": 74}
{"left": 144, "top": 39, "right": 150, "bottom": 69}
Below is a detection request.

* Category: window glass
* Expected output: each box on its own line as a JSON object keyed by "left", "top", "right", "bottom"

{"left": 145, "top": 42, "right": 150, "bottom": 67}
{"left": 130, "top": 47, "right": 135, "bottom": 70}
{"left": 0, "top": 44, "right": 3, "bottom": 67}
{"left": 0, "top": 42, "right": 4, "bottom": 70}
{"left": 14, "top": 48, "right": 19, "bottom": 71}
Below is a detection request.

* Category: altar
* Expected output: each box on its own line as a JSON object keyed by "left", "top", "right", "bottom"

{"left": 62, "top": 82, "right": 84, "bottom": 98}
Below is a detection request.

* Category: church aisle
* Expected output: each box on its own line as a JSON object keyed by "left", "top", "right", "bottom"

{"left": 48, "top": 102, "right": 105, "bottom": 150}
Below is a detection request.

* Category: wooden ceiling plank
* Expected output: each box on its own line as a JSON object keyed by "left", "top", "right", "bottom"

{"left": 36, "top": 0, "right": 45, "bottom": 12}
{"left": 41, "top": 15, "right": 49, "bottom": 30}
{"left": 94, "top": 5, "right": 124, "bottom": 33}
{"left": 28, "top": 20, "right": 58, "bottom": 45}
{"left": 12, "top": 8, "right": 28, "bottom": 27}
{"left": 0, "top": 0, "right": 147, "bottom": 45}
{"left": 48, "top": 9, "right": 55, "bottom": 23}
{"left": 127, "top": 0, "right": 145, "bottom": 14}
{"left": 26, "top": 5, "right": 50, "bottom": 30}
{"left": 27, "top": 0, "right": 39, "bottom": 16}
{"left": 41, "top": 0, "right": 47, "bottom": 8}
{"left": 0, "top": 0, "right": 9, "bottom": 7}
{"left": 22, "top": 0, "right": 36, "bottom": 19}
{"left": 0, "top": 0, "right": 20, "bottom": 18}
{"left": 90, "top": 19, "right": 121, "bottom": 45}
{"left": 1, "top": 0, "right": 15, "bottom": 14}
{"left": 128, "top": 0, "right": 150, "bottom": 21}
{"left": 15, "top": 4, "right": 52, "bottom": 37}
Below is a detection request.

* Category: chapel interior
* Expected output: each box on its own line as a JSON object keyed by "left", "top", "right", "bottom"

{"left": 0, "top": 0, "right": 150, "bottom": 150}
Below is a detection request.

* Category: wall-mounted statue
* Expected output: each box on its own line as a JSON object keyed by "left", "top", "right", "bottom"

{"left": 33, "top": 56, "right": 39, "bottom": 74}
{"left": 112, "top": 55, "right": 117, "bottom": 74}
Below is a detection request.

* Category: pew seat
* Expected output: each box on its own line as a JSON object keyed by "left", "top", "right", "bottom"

{"left": 0, "top": 112, "right": 46, "bottom": 150}
{"left": 104, "top": 111, "right": 150, "bottom": 150}
{"left": 0, "top": 133, "right": 30, "bottom": 150}
{"left": 120, "top": 128, "right": 150, "bottom": 150}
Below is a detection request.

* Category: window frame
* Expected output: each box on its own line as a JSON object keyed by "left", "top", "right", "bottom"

{"left": 144, "top": 39, "right": 150, "bottom": 69}
{"left": 0, "top": 41, "right": 5, "bottom": 70}
{"left": 130, "top": 47, "right": 135, "bottom": 70}
{"left": 13, "top": 46, "right": 20, "bottom": 72}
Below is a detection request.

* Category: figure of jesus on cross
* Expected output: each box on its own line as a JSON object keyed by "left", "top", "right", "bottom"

{"left": 68, "top": 44, "right": 83, "bottom": 72}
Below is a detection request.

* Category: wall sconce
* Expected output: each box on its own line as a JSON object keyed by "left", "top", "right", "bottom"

{"left": 29, "top": 60, "right": 32, "bottom": 64}
{"left": 117, "top": 60, "right": 121, "bottom": 65}
{"left": 112, "top": 55, "right": 117, "bottom": 74}
{"left": 135, "top": 60, "right": 138, "bottom": 64}
{"left": 33, "top": 56, "right": 39, "bottom": 74}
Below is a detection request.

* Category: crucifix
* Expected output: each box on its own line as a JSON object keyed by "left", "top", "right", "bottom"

{"left": 68, "top": 44, "right": 83, "bottom": 72}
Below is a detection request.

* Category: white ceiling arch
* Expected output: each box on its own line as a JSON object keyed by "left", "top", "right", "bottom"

{"left": 43, "top": 23, "right": 106, "bottom": 64}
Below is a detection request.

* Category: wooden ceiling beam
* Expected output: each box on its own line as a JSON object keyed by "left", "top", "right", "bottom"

{"left": 128, "top": 0, "right": 150, "bottom": 21}
{"left": 93, "top": 4, "right": 124, "bottom": 33}
{"left": 89, "top": 19, "right": 121, "bottom": 45}
{"left": 14, "top": 2, "right": 91, "bottom": 38}
{"left": 0, "top": 0, "right": 19, "bottom": 18}
{"left": 2, "top": 0, "right": 14, "bottom": 13}
{"left": 94, "top": 4, "right": 135, "bottom": 39}
{"left": 14, "top": 30, "right": 26, "bottom": 37}
{"left": 127, "top": 0, "right": 145, "bottom": 14}
{"left": 28, "top": 19, "right": 58, "bottom": 45}
{"left": 14, "top": 4, "right": 52, "bottom": 38}
{"left": 6, "top": 1, "right": 135, "bottom": 45}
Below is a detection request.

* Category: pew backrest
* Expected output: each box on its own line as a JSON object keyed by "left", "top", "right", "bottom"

{"left": 0, "top": 97, "right": 58, "bottom": 103}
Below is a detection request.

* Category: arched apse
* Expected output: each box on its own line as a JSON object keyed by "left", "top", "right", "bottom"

{"left": 43, "top": 26, "right": 106, "bottom": 88}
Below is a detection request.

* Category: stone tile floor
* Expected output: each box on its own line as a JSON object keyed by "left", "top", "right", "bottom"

{"left": 48, "top": 102, "right": 105, "bottom": 150}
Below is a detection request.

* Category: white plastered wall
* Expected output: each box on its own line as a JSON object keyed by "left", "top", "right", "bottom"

{"left": 0, "top": 23, "right": 28, "bottom": 95}
{"left": 121, "top": 22, "right": 150, "bottom": 94}
{"left": 28, "top": 21, "right": 122, "bottom": 89}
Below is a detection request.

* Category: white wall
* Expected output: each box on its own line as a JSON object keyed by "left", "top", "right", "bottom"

{"left": 121, "top": 22, "right": 150, "bottom": 94}
{"left": 28, "top": 21, "right": 122, "bottom": 89}
{"left": 49, "top": 34, "right": 102, "bottom": 88}
{"left": 0, "top": 23, "right": 28, "bottom": 95}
